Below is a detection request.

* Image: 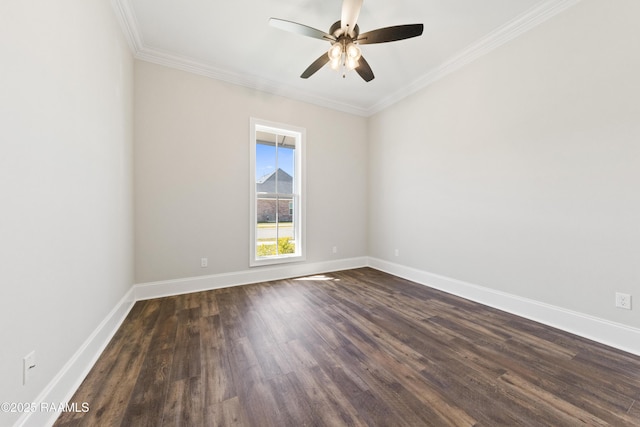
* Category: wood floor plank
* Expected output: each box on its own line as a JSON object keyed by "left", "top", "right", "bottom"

{"left": 119, "top": 297, "right": 178, "bottom": 427}
{"left": 204, "top": 396, "right": 247, "bottom": 427}
{"left": 201, "top": 314, "right": 236, "bottom": 406}
{"left": 267, "top": 373, "right": 317, "bottom": 427}
{"left": 628, "top": 400, "right": 640, "bottom": 419}
{"left": 293, "top": 365, "right": 366, "bottom": 427}
{"left": 55, "top": 268, "right": 640, "bottom": 426}
{"left": 57, "top": 300, "right": 161, "bottom": 427}
{"left": 328, "top": 307, "right": 477, "bottom": 426}
{"left": 162, "top": 377, "right": 205, "bottom": 427}
{"left": 170, "top": 306, "right": 201, "bottom": 381}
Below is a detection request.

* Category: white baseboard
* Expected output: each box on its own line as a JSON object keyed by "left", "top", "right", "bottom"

{"left": 134, "top": 257, "right": 369, "bottom": 301}
{"left": 368, "top": 257, "right": 640, "bottom": 357}
{"left": 16, "top": 288, "right": 136, "bottom": 427}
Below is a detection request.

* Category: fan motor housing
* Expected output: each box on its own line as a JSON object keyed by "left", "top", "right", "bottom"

{"left": 330, "top": 20, "right": 359, "bottom": 39}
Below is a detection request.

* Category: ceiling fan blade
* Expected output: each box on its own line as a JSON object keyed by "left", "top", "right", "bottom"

{"left": 356, "top": 24, "right": 424, "bottom": 45}
{"left": 341, "top": 0, "right": 363, "bottom": 37}
{"left": 355, "top": 55, "right": 374, "bottom": 82}
{"left": 269, "top": 18, "right": 336, "bottom": 41}
{"left": 301, "top": 53, "right": 331, "bottom": 79}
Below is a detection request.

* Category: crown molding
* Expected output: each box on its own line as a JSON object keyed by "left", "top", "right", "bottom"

{"left": 110, "top": 0, "right": 144, "bottom": 54}
{"left": 135, "top": 46, "right": 371, "bottom": 117}
{"left": 111, "top": 0, "right": 581, "bottom": 118}
{"left": 365, "top": 0, "right": 583, "bottom": 116}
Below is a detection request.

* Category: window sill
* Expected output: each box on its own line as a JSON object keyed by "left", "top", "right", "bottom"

{"left": 250, "top": 253, "right": 305, "bottom": 268}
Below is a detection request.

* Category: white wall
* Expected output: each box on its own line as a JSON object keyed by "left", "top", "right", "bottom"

{"left": 368, "top": 0, "right": 640, "bottom": 329}
{"left": 2, "top": 1, "right": 638, "bottom": 423}
{"left": 134, "top": 61, "right": 368, "bottom": 284}
{"left": 0, "top": 1, "right": 134, "bottom": 425}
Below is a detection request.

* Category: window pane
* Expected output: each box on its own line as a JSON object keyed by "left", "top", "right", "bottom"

{"left": 277, "top": 198, "right": 292, "bottom": 223}
{"left": 257, "top": 238, "right": 278, "bottom": 257}
{"left": 256, "top": 132, "right": 277, "bottom": 191}
{"left": 278, "top": 137, "right": 295, "bottom": 193}
{"left": 256, "top": 197, "right": 277, "bottom": 257}
{"left": 256, "top": 197, "right": 276, "bottom": 224}
{"left": 275, "top": 234, "right": 295, "bottom": 255}
{"left": 277, "top": 197, "right": 295, "bottom": 255}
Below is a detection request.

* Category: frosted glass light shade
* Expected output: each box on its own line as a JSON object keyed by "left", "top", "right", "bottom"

{"left": 346, "top": 42, "right": 361, "bottom": 60}
{"left": 328, "top": 42, "right": 343, "bottom": 60}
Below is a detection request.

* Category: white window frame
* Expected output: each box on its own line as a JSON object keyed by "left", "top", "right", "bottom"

{"left": 250, "top": 118, "right": 306, "bottom": 267}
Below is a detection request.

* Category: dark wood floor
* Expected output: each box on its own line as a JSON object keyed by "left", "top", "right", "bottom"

{"left": 55, "top": 268, "right": 640, "bottom": 426}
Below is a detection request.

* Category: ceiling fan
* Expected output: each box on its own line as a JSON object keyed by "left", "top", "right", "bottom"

{"left": 269, "top": 0, "right": 423, "bottom": 82}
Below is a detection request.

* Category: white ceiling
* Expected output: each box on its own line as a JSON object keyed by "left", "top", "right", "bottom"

{"left": 113, "top": 0, "right": 579, "bottom": 116}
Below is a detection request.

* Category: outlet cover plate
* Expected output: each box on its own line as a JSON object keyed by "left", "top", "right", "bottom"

{"left": 615, "top": 292, "right": 632, "bottom": 310}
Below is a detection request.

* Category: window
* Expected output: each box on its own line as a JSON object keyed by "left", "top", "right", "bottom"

{"left": 250, "top": 118, "right": 305, "bottom": 266}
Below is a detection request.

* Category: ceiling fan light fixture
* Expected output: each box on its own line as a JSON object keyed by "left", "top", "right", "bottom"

{"left": 346, "top": 56, "right": 359, "bottom": 71}
{"left": 328, "top": 42, "right": 343, "bottom": 61}
{"left": 270, "top": 0, "right": 423, "bottom": 82}
{"left": 346, "top": 42, "right": 361, "bottom": 61}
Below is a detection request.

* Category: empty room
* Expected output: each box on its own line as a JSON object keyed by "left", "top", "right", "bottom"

{"left": 1, "top": 0, "right": 639, "bottom": 426}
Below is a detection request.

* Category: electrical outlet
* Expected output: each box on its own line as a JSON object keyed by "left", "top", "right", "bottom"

{"left": 200, "top": 258, "right": 208, "bottom": 268}
{"left": 23, "top": 351, "right": 36, "bottom": 385}
{"left": 332, "top": 246, "right": 338, "bottom": 254}
{"left": 394, "top": 249, "right": 400, "bottom": 257}
{"left": 615, "top": 292, "right": 632, "bottom": 310}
